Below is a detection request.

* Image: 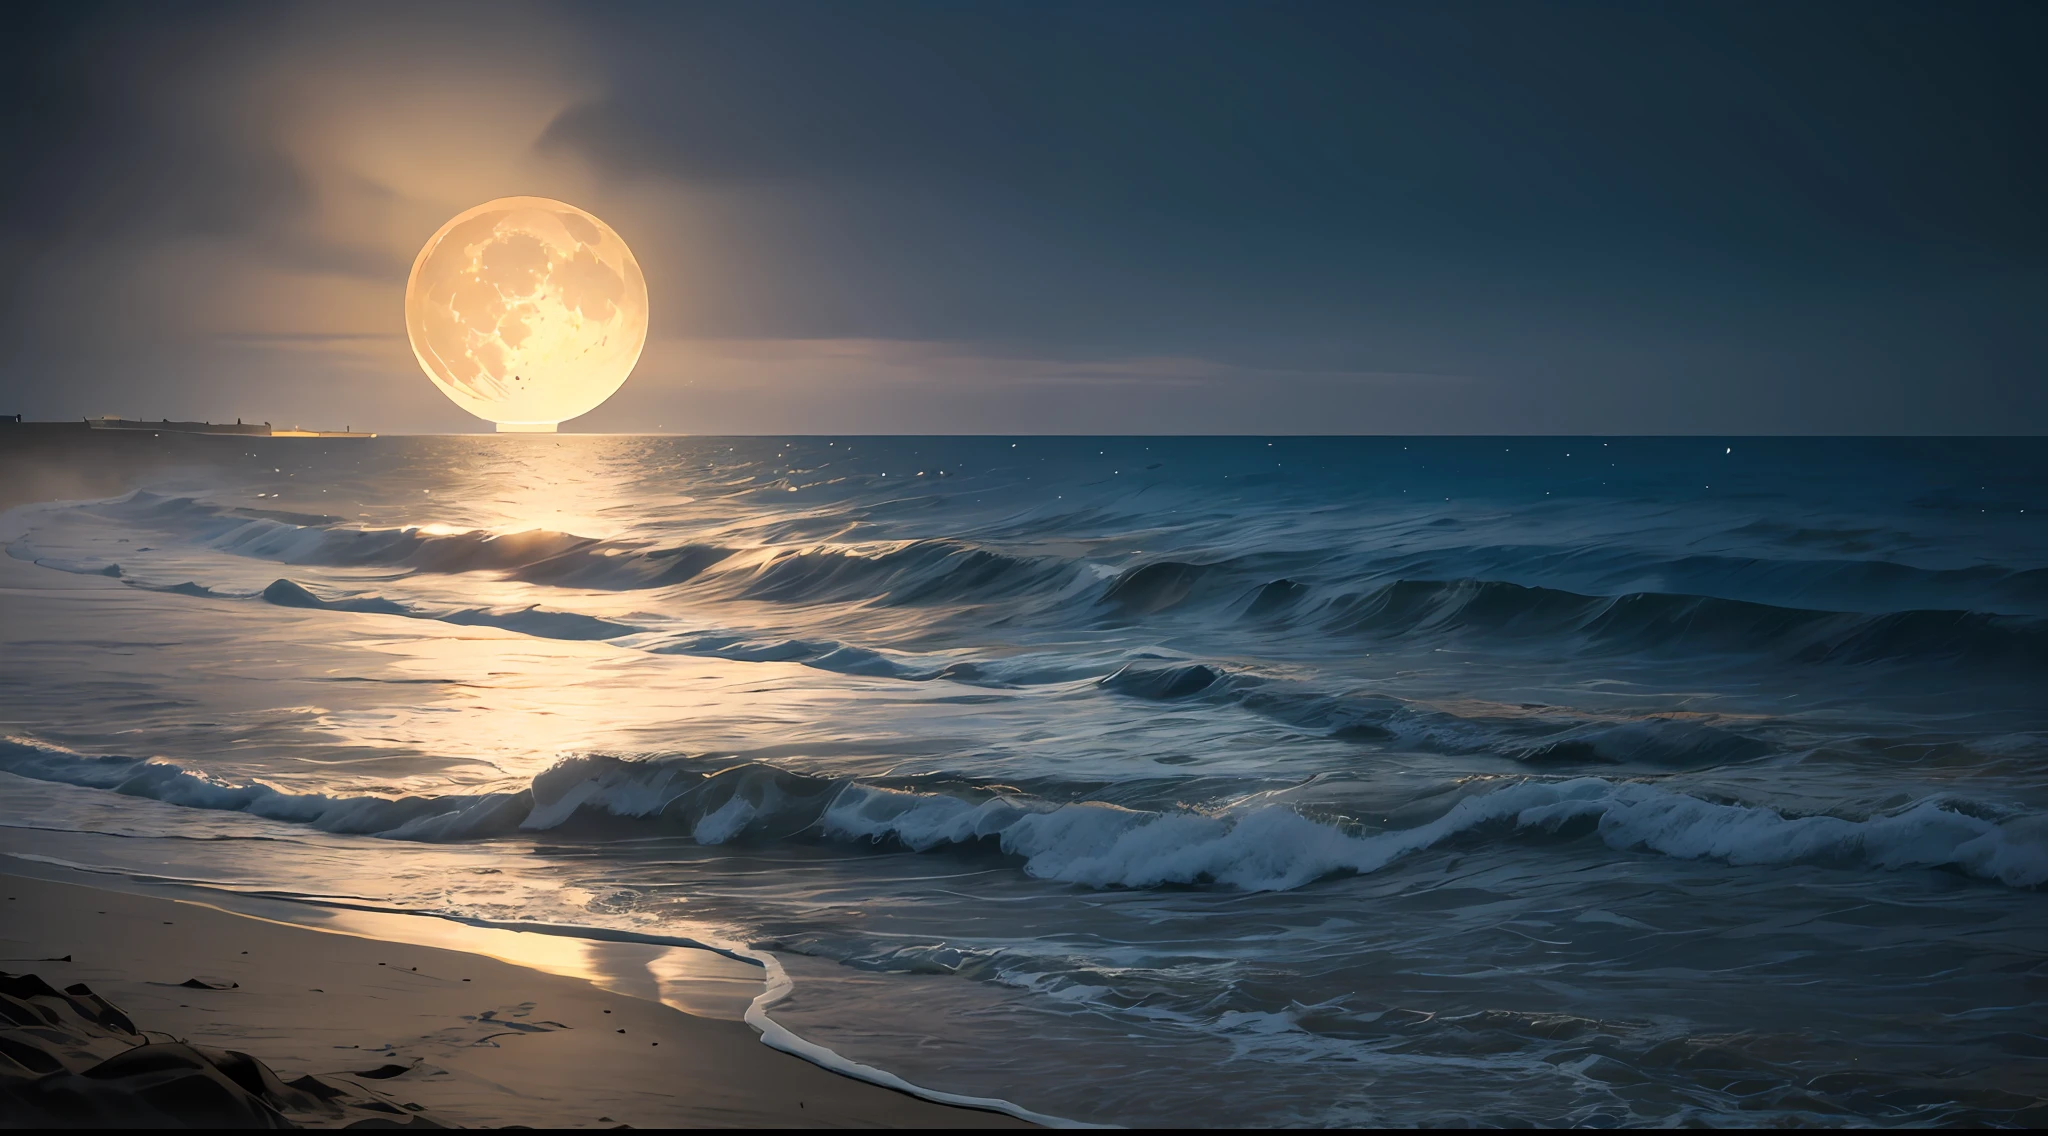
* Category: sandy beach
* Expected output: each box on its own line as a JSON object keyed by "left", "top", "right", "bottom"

{"left": 0, "top": 867, "right": 1033, "bottom": 1128}
{"left": 6, "top": 4, "right": 2045, "bottom": 1122}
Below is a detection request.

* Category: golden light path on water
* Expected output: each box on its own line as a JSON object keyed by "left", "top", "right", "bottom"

{"left": 288, "top": 441, "right": 977, "bottom": 792}
{"left": 405, "top": 197, "right": 649, "bottom": 431}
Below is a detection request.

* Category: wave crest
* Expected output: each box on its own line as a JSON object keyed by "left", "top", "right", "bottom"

{"left": 85, "top": 493, "right": 731, "bottom": 591}
{"left": 1317, "top": 577, "right": 2048, "bottom": 668}
{"left": 6, "top": 739, "right": 2039, "bottom": 891}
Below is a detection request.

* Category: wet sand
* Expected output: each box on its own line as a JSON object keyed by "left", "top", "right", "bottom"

{"left": 0, "top": 869, "right": 1034, "bottom": 1128}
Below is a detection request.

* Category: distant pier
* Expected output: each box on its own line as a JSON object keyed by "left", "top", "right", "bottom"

{"left": 0, "top": 417, "right": 374, "bottom": 438}
{"left": 78, "top": 417, "right": 375, "bottom": 438}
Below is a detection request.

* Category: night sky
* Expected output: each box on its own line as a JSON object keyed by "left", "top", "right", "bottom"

{"left": 3, "top": 0, "right": 2042, "bottom": 434}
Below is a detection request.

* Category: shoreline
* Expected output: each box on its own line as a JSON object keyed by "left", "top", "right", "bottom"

{"left": 0, "top": 446, "right": 1056, "bottom": 1130}
{"left": 1, "top": 865, "right": 1037, "bottom": 1129}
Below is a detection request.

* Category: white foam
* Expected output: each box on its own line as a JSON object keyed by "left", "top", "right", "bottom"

{"left": 6, "top": 737, "right": 2044, "bottom": 890}
{"left": 823, "top": 775, "right": 2048, "bottom": 891}
{"left": 0, "top": 737, "right": 524, "bottom": 841}
{"left": 691, "top": 794, "right": 759, "bottom": 843}
{"left": 739, "top": 947, "right": 1098, "bottom": 1128}
{"left": 0, "top": 849, "right": 1083, "bottom": 1128}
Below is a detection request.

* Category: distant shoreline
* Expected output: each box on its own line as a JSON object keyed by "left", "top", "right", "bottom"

{"left": 3, "top": 418, "right": 374, "bottom": 438}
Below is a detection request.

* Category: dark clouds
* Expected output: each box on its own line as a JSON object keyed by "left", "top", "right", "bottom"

{"left": 2, "top": 0, "right": 2044, "bottom": 432}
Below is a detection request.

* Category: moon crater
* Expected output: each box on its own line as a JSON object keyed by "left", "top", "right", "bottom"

{"left": 405, "top": 196, "right": 648, "bottom": 430}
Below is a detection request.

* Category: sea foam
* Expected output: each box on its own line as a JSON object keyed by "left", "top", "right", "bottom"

{"left": 5, "top": 739, "right": 2041, "bottom": 890}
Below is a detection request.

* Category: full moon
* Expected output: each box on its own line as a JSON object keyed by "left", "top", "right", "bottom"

{"left": 405, "top": 196, "right": 648, "bottom": 431}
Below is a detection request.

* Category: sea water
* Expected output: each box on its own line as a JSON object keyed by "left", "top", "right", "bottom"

{"left": 1, "top": 436, "right": 2043, "bottom": 1126}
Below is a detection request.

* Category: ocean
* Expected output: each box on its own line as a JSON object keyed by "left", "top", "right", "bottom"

{"left": 2, "top": 435, "right": 2043, "bottom": 1126}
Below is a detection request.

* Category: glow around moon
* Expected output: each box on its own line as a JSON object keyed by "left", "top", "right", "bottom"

{"left": 405, "top": 197, "right": 648, "bottom": 431}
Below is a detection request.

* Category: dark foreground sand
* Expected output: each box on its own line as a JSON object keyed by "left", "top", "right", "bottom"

{"left": 3, "top": 965, "right": 442, "bottom": 1128}
{"left": 0, "top": 871, "right": 1034, "bottom": 1128}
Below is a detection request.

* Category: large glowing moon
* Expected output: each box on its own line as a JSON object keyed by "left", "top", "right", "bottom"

{"left": 405, "top": 196, "right": 648, "bottom": 431}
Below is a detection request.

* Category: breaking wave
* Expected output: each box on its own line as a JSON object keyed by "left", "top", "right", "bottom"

{"left": 259, "top": 578, "right": 639, "bottom": 640}
{"left": 733, "top": 539, "right": 1083, "bottom": 606}
{"left": 4, "top": 739, "right": 2040, "bottom": 890}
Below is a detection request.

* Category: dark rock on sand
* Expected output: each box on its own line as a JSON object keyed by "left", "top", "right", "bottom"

{"left": 0, "top": 970, "right": 445, "bottom": 1128}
